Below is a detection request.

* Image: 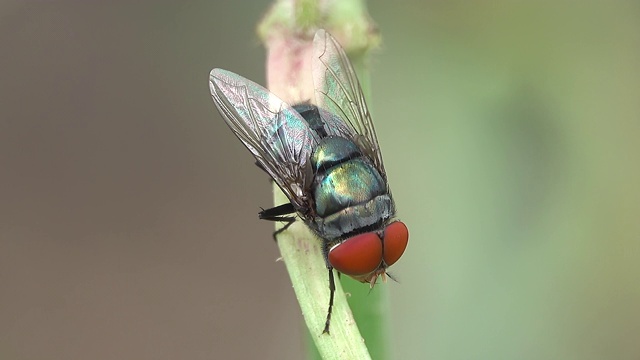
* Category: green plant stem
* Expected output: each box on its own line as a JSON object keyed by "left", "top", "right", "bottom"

{"left": 273, "top": 190, "right": 371, "bottom": 360}
{"left": 258, "top": 1, "right": 384, "bottom": 359}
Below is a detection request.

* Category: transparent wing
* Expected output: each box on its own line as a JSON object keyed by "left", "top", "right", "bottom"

{"left": 209, "top": 68, "right": 319, "bottom": 210}
{"left": 312, "top": 29, "right": 386, "bottom": 177}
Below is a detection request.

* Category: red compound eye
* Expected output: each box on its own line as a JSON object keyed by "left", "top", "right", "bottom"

{"left": 382, "top": 221, "right": 409, "bottom": 266}
{"left": 328, "top": 232, "right": 383, "bottom": 276}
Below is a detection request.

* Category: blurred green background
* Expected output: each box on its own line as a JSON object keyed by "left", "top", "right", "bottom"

{"left": 1, "top": 1, "right": 638, "bottom": 359}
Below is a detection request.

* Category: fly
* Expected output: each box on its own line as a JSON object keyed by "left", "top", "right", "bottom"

{"left": 209, "top": 29, "right": 409, "bottom": 334}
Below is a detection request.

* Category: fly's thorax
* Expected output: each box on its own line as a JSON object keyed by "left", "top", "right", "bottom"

{"left": 314, "top": 158, "right": 387, "bottom": 217}
{"left": 313, "top": 194, "right": 394, "bottom": 240}
{"left": 308, "top": 136, "right": 393, "bottom": 239}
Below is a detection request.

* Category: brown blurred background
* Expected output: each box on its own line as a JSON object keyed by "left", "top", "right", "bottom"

{"left": 1, "top": 1, "right": 639, "bottom": 359}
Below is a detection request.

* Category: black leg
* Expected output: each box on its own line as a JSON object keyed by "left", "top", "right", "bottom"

{"left": 271, "top": 218, "right": 296, "bottom": 240}
{"left": 259, "top": 203, "right": 296, "bottom": 241}
{"left": 323, "top": 267, "right": 336, "bottom": 334}
{"left": 385, "top": 272, "right": 398, "bottom": 283}
{"left": 260, "top": 201, "right": 336, "bottom": 334}
{"left": 259, "top": 203, "right": 295, "bottom": 220}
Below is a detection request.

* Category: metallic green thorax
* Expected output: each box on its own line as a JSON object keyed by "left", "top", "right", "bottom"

{"left": 315, "top": 157, "right": 386, "bottom": 217}
{"left": 310, "top": 136, "right": 392, "bottom": 239}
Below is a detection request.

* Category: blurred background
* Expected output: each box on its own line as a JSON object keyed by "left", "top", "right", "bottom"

{"left": 1, "top": 1, "right": 639, "bottom": 359}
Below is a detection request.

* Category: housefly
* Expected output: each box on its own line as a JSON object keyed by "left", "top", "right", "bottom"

{"left": 209, "top": 29, "right": 408, "bottom": 334}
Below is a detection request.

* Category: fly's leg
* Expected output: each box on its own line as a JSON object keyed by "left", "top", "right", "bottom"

{"left": 320, "top": 240, "right": 336, "bottom": 334}
{"left": 263, "top": 201, "right": 334, "bottom": 334}
{"left": 255, "top": 162, "right": 297, "bottom": 239}
{"left": 259, "top": 203, "right": 296, "bottom": 241}
{"left": 323, "top": 267, "right": 336, "bottom": 334}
